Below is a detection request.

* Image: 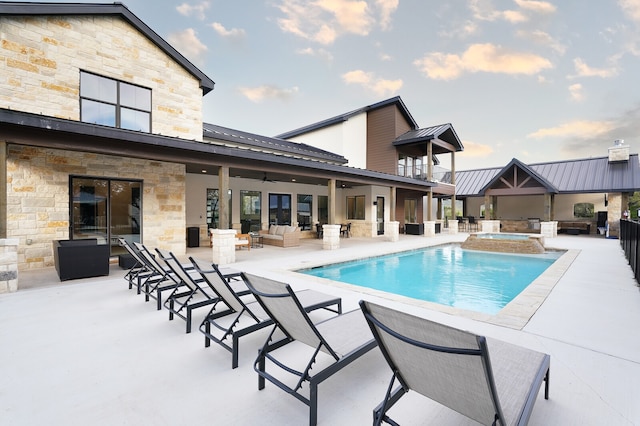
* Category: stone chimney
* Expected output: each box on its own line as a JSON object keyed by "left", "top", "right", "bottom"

{"left": 608, "top": 139, "right": 629, "bottom": 163}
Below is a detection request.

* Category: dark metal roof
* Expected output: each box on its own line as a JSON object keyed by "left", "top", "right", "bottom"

{"left": 275, "top": 96, "right": 418, "bottom": 139}
{"left": 203, "top": 122, "right": 347, "bottom": 164}
{"left": 0, "top": 1, "right": 215, "bottom": 95}
{"left": 478, "top": 158, "right": 558, "bottom": 194}
{"left": 0, "top": 108, "right": 434, "bottom": 191}
{"left": 393, "top": 123, "right": 464, "bottom": 153}
{"left": 452, "top": 155, "right": 640, "bottom": 196}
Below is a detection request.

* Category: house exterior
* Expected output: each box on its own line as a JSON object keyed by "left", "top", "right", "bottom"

{"left": 0, "top": 1, "right": 437, "bottom": 288}
{"left": 277, "top": 97, "right": 464, "bottom": 231}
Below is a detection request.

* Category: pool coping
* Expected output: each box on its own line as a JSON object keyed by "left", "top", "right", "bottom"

{"left": 288, "top": 245, "right": 580, "bottom": 330}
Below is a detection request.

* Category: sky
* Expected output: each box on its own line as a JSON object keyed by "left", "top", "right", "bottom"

{"left": 38, "top": 0, "right": 640, "bottom": 170}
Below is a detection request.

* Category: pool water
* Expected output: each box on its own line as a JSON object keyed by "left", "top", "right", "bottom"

{"left": 299, "top": 244, "right": 563, "bottom": 315}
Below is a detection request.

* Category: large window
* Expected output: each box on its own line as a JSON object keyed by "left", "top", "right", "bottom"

{"left": 70, "top": 176, "right": 142, "bottom": 256}
{"left": 80, "top": 71, "right": 151, "bottom": 132}
{"left": 317, "top": 195, "right": 328, "bottom": 224}
{"left": 297, "top": 194, "right": 312, "bottom": 230}
{"left": 240, "top": 190, "right": 261, "bottom": 233}
{"left": 346, "top": 195, "right": 365, "bottom": 220}
{"left": 404, "top": 199, "right": 417, "bottom": 223}
{"left": 269, "top": 194, "right": 291, "bottom": 225}
{"left": 206, "top": 189, "right": 232, "bottom": 229}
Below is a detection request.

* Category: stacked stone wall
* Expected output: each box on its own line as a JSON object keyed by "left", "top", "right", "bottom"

{"left": 7, "top": 144, "right": 186, "bottom": 271}
{"left": 1, "top": 15, "right": 203, "bottom": 140}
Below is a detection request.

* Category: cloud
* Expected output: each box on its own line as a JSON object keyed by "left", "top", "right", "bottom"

{"left": 514, "top": 0, "right": 557, "bottom": 14}
{"left": 517, "top": 30, "right": 567, "bottom": 55}
{"left": 275, "top": 0, "right": 398, "bottom": 44}
{"left": 527, "top": 119, "right": 616, "bottom": 139}
{"left": 341, "top": 70, "right": 402, "bottom": 96}
{"left": 296, "top": 47, "right": 334, "bottom": 61}
{"left": 568, "top": 83, "right": 585, "bottom": 102}
{"left": 414, "top": 43, "right": 553, "bottom": 80}
{"left": 238, "top": 85, "right": 300, "bottom": 103}
{"left": 619, "top": 0, "right": 640, "bottom": 22}
{"left": 176, "top": 1, "right": 210, "bottom": 20}
{"left": 469, "top": 0, "right": 556, "bottom": 23}
{"left": 569, "top": 58, "right": 618, "bottom": 78}
{"left": 210, "top": 22, "right": 247, "bottom": 40}
{"left": 458, "top": 140, "right": 494, "bottom": 158}
{"left": 167, "top": 28, "right": 208, "bottom": 65}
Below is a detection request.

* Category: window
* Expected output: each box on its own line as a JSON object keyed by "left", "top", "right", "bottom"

{"left": 206, "top": 189, "right": 232, "bottom": 229}
{"left": 240, "top": 190, "right": 261, "bottom": 233}
{"left": 269, "top": 194, "right": 291, "bottom": 225}
{"left": 317, "top": 195, "right": 328, "bottom": 224}
{"left": 574, "top": 202, "right": 595, "bottom": 218}
{"left": 297, "top": 194, "right": 312, "bottom": 229}
{"left": 70, "top": 176, "right": 142, "bottom": 256}
{"left": 80, "top": 71, "right": 151, "bottom": 132}
{"left": 404, "top": 199, "right": 417, "bottom": 223}
{"left": 346, "top": 195, "right": 365, "bottom": 220}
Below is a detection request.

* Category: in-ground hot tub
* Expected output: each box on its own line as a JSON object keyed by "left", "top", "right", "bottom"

{"left": 461, "top": 232, "right": 546, "bottom": 254}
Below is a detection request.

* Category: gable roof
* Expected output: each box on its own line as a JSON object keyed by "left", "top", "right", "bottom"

{"left": 203, "top": 122, "right": 347, "bottom": 164}
{"left": 452, "top": 155, "right": 640, "bottom": 196}
{"left": 478, "top": 158, "right": 558, "bottom": 195}
{"left": 275, "top": 96, "right": 418, "bottom": 139}
{"left": 0, "top": 1, "right": 215, "bottom": 95}
{"left": 393, "top": 123, "right": 464, "bottom": 154}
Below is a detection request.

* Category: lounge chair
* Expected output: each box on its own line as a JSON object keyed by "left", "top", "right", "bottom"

{"left": 158, "top": 249, "right": 248, "bottom": 333}
{"left": 190, "top": 258, "right": 342, "bottom": 369}
{"left": 244, "top": 273, "right": 377, "bottom": 426}
{"left": 132, "top": 242, "right": 183, "bottom": 310}
{"left": 118, "top": 238, "right": 147, "bottom": 292}
{"left": 359, "top": 300, "right": 550, "bottom": 426}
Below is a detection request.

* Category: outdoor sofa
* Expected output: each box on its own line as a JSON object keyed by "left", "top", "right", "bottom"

{"left": 53, "top": 238, "right": 109, "bottom": 281}
{"left": 258, "top": 225, "right": 300, "bottom": 247}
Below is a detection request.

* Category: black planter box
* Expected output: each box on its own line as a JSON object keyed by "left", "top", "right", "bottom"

{"left": 53, "top": 239, "right": 110, "bottom": 281}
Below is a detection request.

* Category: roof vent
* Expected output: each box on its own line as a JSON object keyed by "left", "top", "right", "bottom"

{"left": 609, "top": 139, "right": 629, "bottom": 162}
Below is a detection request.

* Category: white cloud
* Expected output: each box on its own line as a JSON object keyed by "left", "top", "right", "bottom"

{"left": 238, "top": 85, "right": 300, "bottom": 103}
{"left": 527, "top": 119, "right": 616, "bottom": 139}
{"left": 342, "top": 69, "right": 402, "bottom": 96}
{"left": 167, "top": 28, "right": 207, "bottom": 65}
{"left": 210, "top": 22, "right": 247, "bottom": 40}
{"left": 275, "top": 0, "right": 398, "bottom": 44}
{"left": 568, "top": 83, "right": 585, "bottom": 102}
{"left": 569, "top": 58, "right": 618, "bottom": 78}
{"left": 458, "top": 140, "right": 494, "bottom": 158}
{"left": 176, "top": 1, "right": 210, "bottom": 20}
{"left": 296, "top": 47, "right": 334, "bottom": 61}
{"left": 414, "top": 43, "right": 553, "bottom": 80}
{"left": 514, "top": 0, "right": 557, "bottom": 14}
{"left": 619, "top": 0, "right": 640, "bottom": 22}
{"left": 517, "top": 30, "right": 567, "bottom": 55}
{"left": 469, "top": 0, "right": 556, "bottom": 23}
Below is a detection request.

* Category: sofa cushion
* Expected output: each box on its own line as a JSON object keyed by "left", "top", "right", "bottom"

{"left": 269, "top": 225, "right": 278, "bottom": 235}
{"left": 275, "top": 225, "right": 287, "bottom": 236}
{"left": 286, "top": 225, "right": 297, "bottom": 233}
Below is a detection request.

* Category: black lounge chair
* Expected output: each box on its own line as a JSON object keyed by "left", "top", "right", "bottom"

{"left": 244, "top": 273, "right": 377, "bottom": 426}
{"left": 132, "top": 242, "right": 183, "bottom": 310}
{"left": 359, "top": 300, "right": 550, "bottom": 426}
{"left": 118, "top": 238, "right": 154, "bottom": 293}
{"left": 159, "top": 249, "right": 248, "bottom": 333}
{"left": 191, "top": 257, "right": 342, "bottom": 369}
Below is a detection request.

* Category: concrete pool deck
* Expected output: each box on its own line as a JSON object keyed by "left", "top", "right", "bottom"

{"left": 1, "top": 233, "right": 639, "bottom": 424}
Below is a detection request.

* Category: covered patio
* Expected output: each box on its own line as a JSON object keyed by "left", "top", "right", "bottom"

{"left": 1, "top": 233, "right": 639, "bottom": 424}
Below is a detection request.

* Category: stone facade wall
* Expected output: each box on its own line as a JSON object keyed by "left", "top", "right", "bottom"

{"left": 0, "top": 15, "right": 203, "bottom": 140}
{"left": 7, "top": 145, "right": 186, "bottom": 271}
{"left": 0, "top": 239, "right": 19, "bottom": 293}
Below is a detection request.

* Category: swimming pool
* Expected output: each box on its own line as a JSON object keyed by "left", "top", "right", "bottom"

{"left": 298, "top": 244, "right": 563, "bottom": 315}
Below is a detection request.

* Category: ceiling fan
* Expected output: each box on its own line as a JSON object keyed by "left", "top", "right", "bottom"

{"left": 262, "top": 172, "right": 275, "bottom": 183}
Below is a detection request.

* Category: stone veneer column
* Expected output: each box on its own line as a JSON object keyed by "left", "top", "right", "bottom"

{"left": 211, "top": 229, "right": 236, "bottom": 265}
{"left": 0, "top": 239, "right": 19, "bottom": 294}
{"left": 540, "top": 221, "right": 557, "bottom": 238}
{"left": 449, "top": 219, "right": 459, "bottom": 234}
{"left": 423, "top": 221, "right": 436, "bottom": 237}
{"left": 384, "top": 221, "right": 399, "bottom": 242}
{"left": 322, "top": 224, "right": 341, "bottom": 250}
{"left": 482, "top": 220, "right": 501, "bottom": 233}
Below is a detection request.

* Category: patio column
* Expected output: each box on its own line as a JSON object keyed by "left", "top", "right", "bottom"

{"left": 427, "top": 141, "right": 433, "bottom": 221}
{"left": 218, "top": 166, "right": 230, "bottom": 230}
{"left": 390, "top": 186, "right": 396, "bottom": 221}
{"left": 328, "top": 179, "right": 336, "bottom": 224}
{"left": 450, "top": 150, "right": 456, "bottom": 221}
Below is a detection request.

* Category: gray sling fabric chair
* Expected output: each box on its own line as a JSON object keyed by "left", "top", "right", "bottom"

{"left": 191, "top": 257, "right": 342, "bottom": 369}
{"left": 158, "top": 249, "right": 249, "bottom": 333}
{"left": 359, "top": 300, "right": 550, "bottom": 426}
{"left": 118, "top": 238, "right": 148, "bottom": 293}
{"left": 132, "top": 242, "right": 183, "bottom": 310}
{"left": 244, "top": 273, "right": 377, "bottom": 426}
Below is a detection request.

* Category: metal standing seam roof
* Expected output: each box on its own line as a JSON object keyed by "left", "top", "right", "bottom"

{"left": 202, "top": 123, "right": 347, "bottom": 164}
{"left": 275, "top": 96, "right": 418, "bottom": 139}
{"left": 393, "top": 123, "right": 464, "bottom": 152}
{"left": 0, "top": 1, "right": 215, "bottom": 95}
{"left": 452, "top": 154, "right": 640, "bottom": 196}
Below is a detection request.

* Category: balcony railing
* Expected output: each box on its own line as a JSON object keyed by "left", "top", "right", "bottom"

{"left": 619, "top": 219, "right": 640, "bottom": 285}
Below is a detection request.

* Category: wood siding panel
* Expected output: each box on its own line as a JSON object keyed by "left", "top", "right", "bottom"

{"left": 366, "top": 105, "right": 413, "bottom": 174}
